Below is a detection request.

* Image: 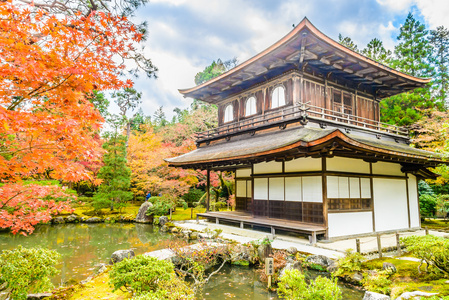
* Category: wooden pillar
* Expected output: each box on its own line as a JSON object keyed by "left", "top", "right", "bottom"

{"left": 405, "top": 174, "right": 411, "bottom": 228}
{"left": 206, "top": 168, "right": 210, "bottom": 212}
{"left": 322, "top": 156, "right": 328, "bottom": 239}
{"left": 370, "top": 162, "right": 376, "bottom": 232}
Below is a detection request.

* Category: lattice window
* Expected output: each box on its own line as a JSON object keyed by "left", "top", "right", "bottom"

{"left": 271, "top": 86, "right": 286, "bottom": 108}
{"left": 245, "top": 96, "right": 257, "bottom": 116}
{"left": 224, "top": 104, "right": 233, "bottom": 123}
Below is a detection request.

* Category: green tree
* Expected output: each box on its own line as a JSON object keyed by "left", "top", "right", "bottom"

{"left": 338, "top": 34, "right": 358, "bottom": 52}
{"left": 362, "top": 38, "right": 392, "bottom": 65}
{"left": 93, "top": 130, "right": 133, "bottom": 211}
{"left": 153, "top": 106, "right": 168, "bottom": 128}
{"left": 194, "top": 58, "right": 237, "bottom": 85}
{"left": 429, "top": 26, "right": 449, "bottom": 104}
{"left": 380, "top": 13, "right": 438, "bottom": 126}
{"left": 112, "top": 88, "right": 143, "bottom": 146}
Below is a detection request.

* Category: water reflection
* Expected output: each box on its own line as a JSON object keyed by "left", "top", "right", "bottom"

{"left": 0, "top": 223, "right": 175, "bottom": 286}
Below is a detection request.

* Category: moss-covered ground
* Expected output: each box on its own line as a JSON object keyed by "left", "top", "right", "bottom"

{"left": 422, "top": 219, "right": 449, "bottom": 231}
{"left": 362, "top": 257, "right": 449, "bottom": 298}
{"left": 51, "top": 270, "right": 132, "bottom": 300}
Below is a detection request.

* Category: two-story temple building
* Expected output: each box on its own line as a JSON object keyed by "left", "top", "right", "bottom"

{"left": 167, "top": 18, "right": 444, "bottom": 242}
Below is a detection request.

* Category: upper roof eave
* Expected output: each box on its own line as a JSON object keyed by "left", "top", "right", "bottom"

{"left": 179, "top": 17, "right": 431, "bottom": 101}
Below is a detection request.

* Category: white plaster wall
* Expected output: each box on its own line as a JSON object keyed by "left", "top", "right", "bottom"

{"left": 285, "top": 177, "right": 302, "bottom": 201}
{"left": 372, "top": 162, "right": 404, "bottom": 176}
{"left": 326, "top": 157, "right": 370, "bottom": 174}
{"left": 269, "top": 178, "right": 284, "bottom": 200}
{"left": 350, "top": 177, "right": 361, "bottom": 198}
{"left": 253, "top": 161, "right": 282, "bottom": 174}
{"left": 373, "top": 178, "right": 408, "bottom": 232}
{"left": 302, "top": 176, "right": 322, "bottom": 202}
{"left": 236, "top": 180, "right": 247, "bottom": 197}
{"left": 328, "top": 212, "right": 373, "bottom": 237}
{"left": 408, "top": 175, "right": 420, "bottom": 228}
{"left": 361, "top": 178, "right": 371, "bottom": 198}
{"left": 285, "top": 157, "right": 321, "bottom": 172}
{"left": 254, "top": 178, "right": 268, "bottom": 200}
{"left": 236, "top": 168, "right": 252, "bottom": 178}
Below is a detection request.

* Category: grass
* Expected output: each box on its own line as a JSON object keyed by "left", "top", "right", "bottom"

{"left": 70, "top": 202, "right": 142, "bottom": 219}
{"left": 362, "top": 257, "right": 449, "bottom": 298}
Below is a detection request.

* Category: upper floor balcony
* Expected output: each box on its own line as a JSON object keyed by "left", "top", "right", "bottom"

{"left": 195, "top": 102, "right": 409, "bottom": 144}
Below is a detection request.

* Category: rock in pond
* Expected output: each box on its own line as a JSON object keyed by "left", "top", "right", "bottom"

{"left": 85, "top": 217, "right": 102, "bottom": 223}
{"left": 159, "top": 216, "right": 169, "bottom": 226}
{"left": 27, "top": 293, "right": 53, "bottom": 300}
{"left": 52, "top": 217, "right": 65, "bottom": 224}
{"left": 305, "top": 254, "right": 335, "bottom": 269}
{"left": 65, "top": 214, "right": 79, "bottom": 223}
{"left": 135, "top": 202, "right": 153, "bottom": 223}
{"left": 363, "top": 291, "right": 391, "bottom": 300}
{"left": 110, "top": 249, "right": 135, "bottom": 264}
{"left": 395, "top": 291, "right": 438, "bottom": 299}
{"left": 189, "top": 231, "right": 198, "bottom": 240}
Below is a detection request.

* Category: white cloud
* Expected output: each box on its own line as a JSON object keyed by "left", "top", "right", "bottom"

{"left": 415, "top": 0, "right": 449, "bottom": 29}
{"left": 376, "top": 0, "right": 414, "bottom": 12}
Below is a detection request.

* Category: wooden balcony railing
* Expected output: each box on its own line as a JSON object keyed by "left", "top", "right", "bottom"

{"left": 195, "top": 103, "right": 408, "bottom": 141}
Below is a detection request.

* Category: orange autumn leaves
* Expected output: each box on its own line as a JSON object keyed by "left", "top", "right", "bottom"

{"left": 127, "top": 126, "right": 198, "bottom": 200}
{"left": 0, "top": 1, "right": 143, "bottom": 234}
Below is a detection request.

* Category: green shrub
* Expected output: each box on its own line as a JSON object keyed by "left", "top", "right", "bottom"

{"left": 0, "top": 246, "right": 60, "bottom": 300}
{"left": 147, "top": 195, "right": 177, "bottom": 216}
{"left": 333, "top": 249, "right": 365, "bottom": 277}
{"left": 419, "top": 194, "right": 437, "bottom": 218}
{"left": 110, "top": 255, "right": 174, "bottom": 294}
{"left": 278, "top": 269, "right": 342, "bottom": 300}
{"left": 362, "top": 270, "right": 392, "bottom": 295}
{"left": 214, "top": 201, "right": 227, "bottom": 211}
{"left": 401, "top": 235, "right": 449, "bottom": 274}
{"left": 130, "top": 276, "right": 195, "bottom": 300}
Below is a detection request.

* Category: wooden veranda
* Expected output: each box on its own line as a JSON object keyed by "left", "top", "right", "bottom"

{"left": 196, "top": 211, "right": 327, "bottom": 244}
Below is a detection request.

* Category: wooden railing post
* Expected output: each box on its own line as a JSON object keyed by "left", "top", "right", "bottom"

{"left": 377, "top": 234, "right": 382, "bottom": 258}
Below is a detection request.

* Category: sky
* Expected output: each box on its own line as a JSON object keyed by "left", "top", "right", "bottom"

{"left": 114, "top": 0, "right": 449, "bottom": 120}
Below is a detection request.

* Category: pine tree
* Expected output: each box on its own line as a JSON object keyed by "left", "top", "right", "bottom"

{"left": 93, "top": 131, "right": 133, "bottom": 211}
{"left": 338, "top": 34, "right": 358, "bottom": 52}
{"left": 362, "top": 38, "right": 392, "bottom": 65}
{"left": 429, "top": 26, "right": 449, "bottom": 105}
{"left": 380, "top": 13, "right": 437, "bottom": 126}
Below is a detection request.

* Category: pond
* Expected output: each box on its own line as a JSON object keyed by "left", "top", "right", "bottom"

{"left": 0, "top": 223, "right": 364, "bottom": 299}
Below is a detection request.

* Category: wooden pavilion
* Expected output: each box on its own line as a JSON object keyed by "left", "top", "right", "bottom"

{"left": 166, "top": 18, "right": 445, "bottom": 242}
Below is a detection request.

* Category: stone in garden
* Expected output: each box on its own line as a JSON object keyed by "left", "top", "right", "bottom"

{"left": 182, "top": 230, "right": 192, "bottom": 239}
{"left": 286, "top": 247, "right": 298, "bottom": 256}
{"left": 382, "top": 262, "right": 397, "bottom": 273}
{"left": 135, "top": 202, "right": 154, "bottom": 223}
{"left": 109, "top": 249, "right": 135, "bottom": 264}
{"left": 257, "top": 242, "right": 272, "bottom": 261}
{"left": 395, "top": 291, "right": 438, "bottom": 300}
{"left": 52, "top": 216, "right": 65, "bottom": 224}
{"left": 230, "top": 244, "right": 257, "bottom": 265}
{"left": 159, "top": 216, "right": 169, "bottom": 226}
{"left": 96, "top": 263, "right": 108, "bottom": 274}
{"left": 279, "top": 261, "right": 302, "bottom": 278}
{"left": 305, "top": 254, "right": 335, "bottom": 269}
{"left": 327, "top": 261, "right": 339, "bottom": 273}
{"left": 351, "top": 272, "right": 364, "bottom": 284}
{"left": 170, "top": 227, "right": 179, "bottom": 233}
{"left": 189, "top": 231, "right": 198, "bottom": 240}
{"left": 362, "top": 291, "right": 391, "bottom": 300}
{"left": 27, "top": 293, "right": 53, "bottom": 300}
{"left": 65, "top": 214, "right": 78, "bottom": 223}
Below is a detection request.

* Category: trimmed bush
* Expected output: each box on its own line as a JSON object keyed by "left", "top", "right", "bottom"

{"left": 0, "top": 246, "right": 60, "bottom": 300}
